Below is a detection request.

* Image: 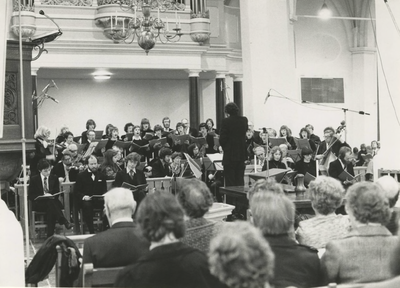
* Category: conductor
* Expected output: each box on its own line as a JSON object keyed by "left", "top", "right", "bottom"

{"left": 219, "top": 102, "right": 248, "bottom": 187}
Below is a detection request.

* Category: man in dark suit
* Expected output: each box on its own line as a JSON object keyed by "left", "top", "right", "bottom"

{"left": 328, "top": 146, "right": 355, "bottom": 187}
{"left": 77, "top": 187, "right": 150, "bottom": 286}
{"left": 51, "top": 150, "right": 79, "bottom": 182}
{"left": 75, "top": 155, "right": 107, "bottom": 234}
{"left": 28, "top": 159, "right": 73, "bottom": 238}
{"left": 219, "top": 102, "right": 248, "bottom": 187}
{"left": 114, "top": 152, "right": 147, "bottom": 209}
{"left": 150, "top": 147, "right": 173, "bottom": 178}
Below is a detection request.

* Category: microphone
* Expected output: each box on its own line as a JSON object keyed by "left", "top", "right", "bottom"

{"left": 52, "top": 80, "right": 59, "bottom": 90}
{"left": 48, "top": 96, "right": 59, "bottom": 104}
{"left": 264, "top": 89, "right": 271, "bottom": 104}
{"left": 39, "top": 10, "right": 61, "bottom": 31}
{"left": 359, "top": 111, "right": 370, "bottom": 115}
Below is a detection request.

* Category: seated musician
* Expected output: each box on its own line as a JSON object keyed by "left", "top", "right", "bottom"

{"left": 55, "top": 126, "right": 69, "bottom": 144}
{"left": 81, "top": 119, "right": 96, "bottom": 144}
{"left": 279, "top": 125, "right": 297, "bottom": 149}
{"left": 248, "top": 121, "right": 261, "bottom": 144}
{"left": 99, "top": 149, "right": 121, "bottom": 180}
{"left": 245, "top": 129, "right": 256, "bottom": 161}
{"left": 279, "top": 143, "right": 295, "bottom": 169}
{"left": 266, "top": 128, "right": 277, "bottom": 138}
{"left": 259, "top": 130, "right": 269, "bottom": 146}
{"left": 294, "top": 147, "right": 317, "bottom": 177}
{"left": 28, "top": 159, "right": 73, "bottom": 238}
{"left": 262, "top": 146, "right": 286, "bottom": 171}
{"left": 105, "top": 126, "right": 119, "bottom": 151}
{"left": 170, "top": 152, "right": 184, "bottom": 177}
{"left": 162, "top": 116, "right": 174, "bottom": 135}
{"left": 75, "top": 155, "right": 107, "bottom": 234}
{"left": 328, "top": 146, "right": 355, "bottom": 187}
{"left": 151, "top": 147, "right": 173, "bottom": 177}
{"left": 356, "top": 143, "right": 367, "bottom": 166}
{"left": 253, "top": 146, "right": 266, "bottom": 171}
{"left": 31, "top": 126, "right": 55, "bottom": 176}
{"left": 67, "top": 143, "right": 85, "bottom": 171}
{"left": 130, "top": 125, "right": 150, "bottom": 162}
{"left": 51, "top": 150, "right": 79, "bottom": 182}
{"left": 315, "top": 126, "right": 350, "bottom": 175}
{"left": 55, "top": 131, "right": 75, "bottom": 162}
{"left": 299, "top": 128, "right": 317, "bottom": 152}
{"left": 305, "top": 124, "right": 321, "bottom": 146}
{"left": 102, "top": 123, "right": 114, "bottom": 139}
{"left": 121, "top": 122, "right": 134, "bottom": 142}
{"left": 206, "top": 118, "right": 219, "bottom": 135}
{"left": 140, "top": 118, "right": 154, "bottom": 138}
{"left": 188, "top": 143, "right": 201, "bottom": 159}
{"left": 113, "top": 152, "right": 147, "bottom": 208}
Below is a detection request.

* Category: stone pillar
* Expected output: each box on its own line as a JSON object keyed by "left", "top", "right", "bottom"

{"left": 31, "top": 68, "right": 39, "bottom": 132}
{"left": 215, "top": 73, "right": 226, "bottom": 130}
{"left": 233, "top": 75, "right": 243, "bottom": 116}
{"left": 188, "top": 70, "right": 201, "bottom": 130}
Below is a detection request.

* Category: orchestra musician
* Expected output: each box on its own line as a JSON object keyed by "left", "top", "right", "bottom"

{"left": 253, "top": 146, "right": 266, "bottom": 170}
{"left": 356, "top": 144, "right": 367, "bottom": 166}
{"left": 245, "top": 129, "right": 256, "bottom": 161}
{"left": 170, "top": 152, "right": 184, "bottom": 177}
{"left": 262, "top": 146, "right": 286, "bottom": 171}
{"left": 31, "top": 126, "right": 55, "bottom": 176}
{"left": 121, "top": 122, "right": 134, "bottom": 142}
{"left": 51, "top": 150, "right": 79, "bottom": 183}
{"left": 315, "top": 126, "right": 350, "bottom": 175}
{"left": 28, "top": 159, "right": 73, "bottom": 238}
{"left": 279, "top": 125, "right": 297, "bottom": 150}
{"left": 299, "top": 128, "right": 317, "bottom": 152}
{"left": 305, "top": 124, "right": 321, "bottom": 146}
{"left": 188, "top": 143, "right": 201, "bottom": 159}
{"left": 56, "top": 126, "right": 69, "bottom": 144}
{"left": 279, "top": 144, "right": 295, "bottom": 169}
{"left": 113, "top": 152, "right": 147, "bottom": 209}
{"left": 75, "top": 156, "right": 107, "bottom": 234}
{"left": 99, "top": 149, "right": 121, "bottom": 180}
{"left": 81, "top": 119, "right": 96, "bottom": 144}
{"left": 328, "top": 146, "right": 355, "bottom": 187}
{"left": 294, "top": 147, "right": 317, "bottom": 177}
{"left": 151, "top": 147, "right": 173, "bottom": 178}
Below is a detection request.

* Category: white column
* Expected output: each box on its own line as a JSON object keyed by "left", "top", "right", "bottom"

{"left": 240, "top": 0, "right": 296, "bottom": 129}
{"left": 374, "top": 0, "right": 400, "bottom": 175}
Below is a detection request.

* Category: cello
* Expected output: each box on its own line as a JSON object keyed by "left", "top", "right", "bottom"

{"left": 318, "top": 121, "right": 346, "bottom": 176}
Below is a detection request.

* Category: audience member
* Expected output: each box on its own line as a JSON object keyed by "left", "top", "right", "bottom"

{"left": 296, "top": 176, "right": 350, "bottom": 249}
{"left": 321, "top": 182, "right": 398, "bottom": 284}
{"left": 250, "top": 183, "right": 321, "bottom": 288}
{"left": 114, "top": 191, "right": 225, "bottom": 288}
{"left": 178, "top": 178, "right": 222, "bottom": 253}
{"left": 77, "top": 188, "right": 149, "bottom": 286}
{"left": 376, "top": 175, "right": 400, "bottom": 235}
{"left": 209, "top": 221, "right": 275, "bottom": 288}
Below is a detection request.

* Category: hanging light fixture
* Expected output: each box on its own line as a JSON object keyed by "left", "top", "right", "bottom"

{"left": 95, "top": 0, "right": 185, "bottom": 54}
{"left": 318, "top": 1, "right": 332, "bottom": 20}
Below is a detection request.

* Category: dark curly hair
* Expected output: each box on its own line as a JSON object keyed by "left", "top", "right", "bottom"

{"left": 137, "top": 190, "right": 185, "bottom": 242}
{"left": 224, "top": 102, "right": 239, "bottom": 116}
{"left": 346, "top": 182, "right": 391, "bottom": 225}
{"left": 177, "top": 179, "right": 213, "bottom": 218}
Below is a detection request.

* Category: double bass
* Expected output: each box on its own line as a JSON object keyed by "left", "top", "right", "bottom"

{"left": 317, "top": 121, "right": 346, "bottom": 176}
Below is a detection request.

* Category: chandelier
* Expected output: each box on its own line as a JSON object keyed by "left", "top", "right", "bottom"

{"left": 96, "top": 0, "right": 186, "bottom": 54}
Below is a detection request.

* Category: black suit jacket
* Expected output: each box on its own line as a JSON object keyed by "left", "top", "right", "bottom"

{"left": 77, "top": 221, "right": 150, "bottom": 286}
{"left": 328, "top": 159, "right": 355, "bottom": 182}
{"left": 151, "top": 159, "right": 172, "bottom": 178}
{"left": 219, "top": 115, "right": 248, "bottom": 165}
{"left": 74, "top": 169, "right": 107, "bottom": 202}
{"left": 28, "top": 174, "right": 60, "bottom": 202}
{"left": 113, "top": 170, "right": 147, "bottom": 206}
{"left": 51, "top": 162, "right": 79, "bottom": 182}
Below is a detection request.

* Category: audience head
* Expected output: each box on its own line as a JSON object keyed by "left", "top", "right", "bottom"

{"left": 188, "top": 143, "right": 200, "bottom": 158}
{"left": 270, "top": 146, "right": 283, "bottom": 162}
{"left": 141, "top": 118, "right": 150, "bottom": 131}
{"left": 299, "top": 127, "right": 310, "bottom": 139}
{"left": 177, "top": 179, "right": 213, "bottom": 219}
{"left": 376, "top": 176, "right": 400, "bottom": 208}
{"left": 86, "top": 155, "right": 98, "bottom": 172}
{"left": 86, "top": 119, "right": 96, "bottom": 130}
{"left": 124, "top": 122, "right": 134, "bottom": 133}
{"left": 247, "top": 178, "right": 284, "bottom": 202}
{"left": 86, "top": 129, "right": 95, "bottom": 141}
{"left": 225, "top": 102, "right": 239, "bottom": 116}
{"left": 209, "top": 222, "right": 275, "bottom": 288}
{"left": 162, "top": 117, "right": 171, "bottom": 129}
{"left": 250, "top": 189, "right": 295, "bottom": 236}
{"left": 102, "top": 149, "right": 118, "bottom": 166}
{"left": 390, "top": 238, "right": 400, "bottom": 276}
{"left": 159, "top": 147, "right": 173, "bottom": 163}
{"left": 37, "top": 159, "right": 51, "bottom": 176}
{"left": 34, "top": 126, "right": 51, "bottom": 140}
{"left": 345, "top": 182, "right": 391, "bottom": 226}
{"left": 279, "top": 125, "right": 291, "bottom": 137}
{"left": 137, "top": 190, "right": 185, "bottom": 242}
{"left": 308, "top": 176, "right": 344, "bottom": 215}
{"left": 104, "top": 188, "right": 136, "bottom": 224}
{"left": 125, "top": 152, "right": 141, "bottom": 169}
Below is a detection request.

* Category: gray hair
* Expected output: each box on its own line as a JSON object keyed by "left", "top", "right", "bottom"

{"left": 308, "top": 176, "right": 345, "bottom": 215}
{"left": 177, "top": 179, "right": 213, "bottom": 218}
{"left": 104, "top": 188, "right": 136, "bottom": 215}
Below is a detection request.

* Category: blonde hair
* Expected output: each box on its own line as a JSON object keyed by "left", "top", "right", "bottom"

{"left": 34, "top": 126, "right": 50, "bottom": 139}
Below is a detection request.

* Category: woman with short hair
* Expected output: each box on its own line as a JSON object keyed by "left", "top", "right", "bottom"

{"left": 114, "top": 191, "right": 224, "bottom": 288}
{"left": 279, "top": 125, "right": 297, "bottom": 149}
{"left": 209, "top": 221, "right": 274, "bottom": 288}
{"left": 31, "top": 126, "right": 54, "bottom": 176}
{"left": 262, "top": 146, "right": 286, "bottom": 170}
{"left": 296, "top": 176, "right": 350, "bottom": 249}
{"left": 321, "top": 182, "right": 398, "bottom": 284}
